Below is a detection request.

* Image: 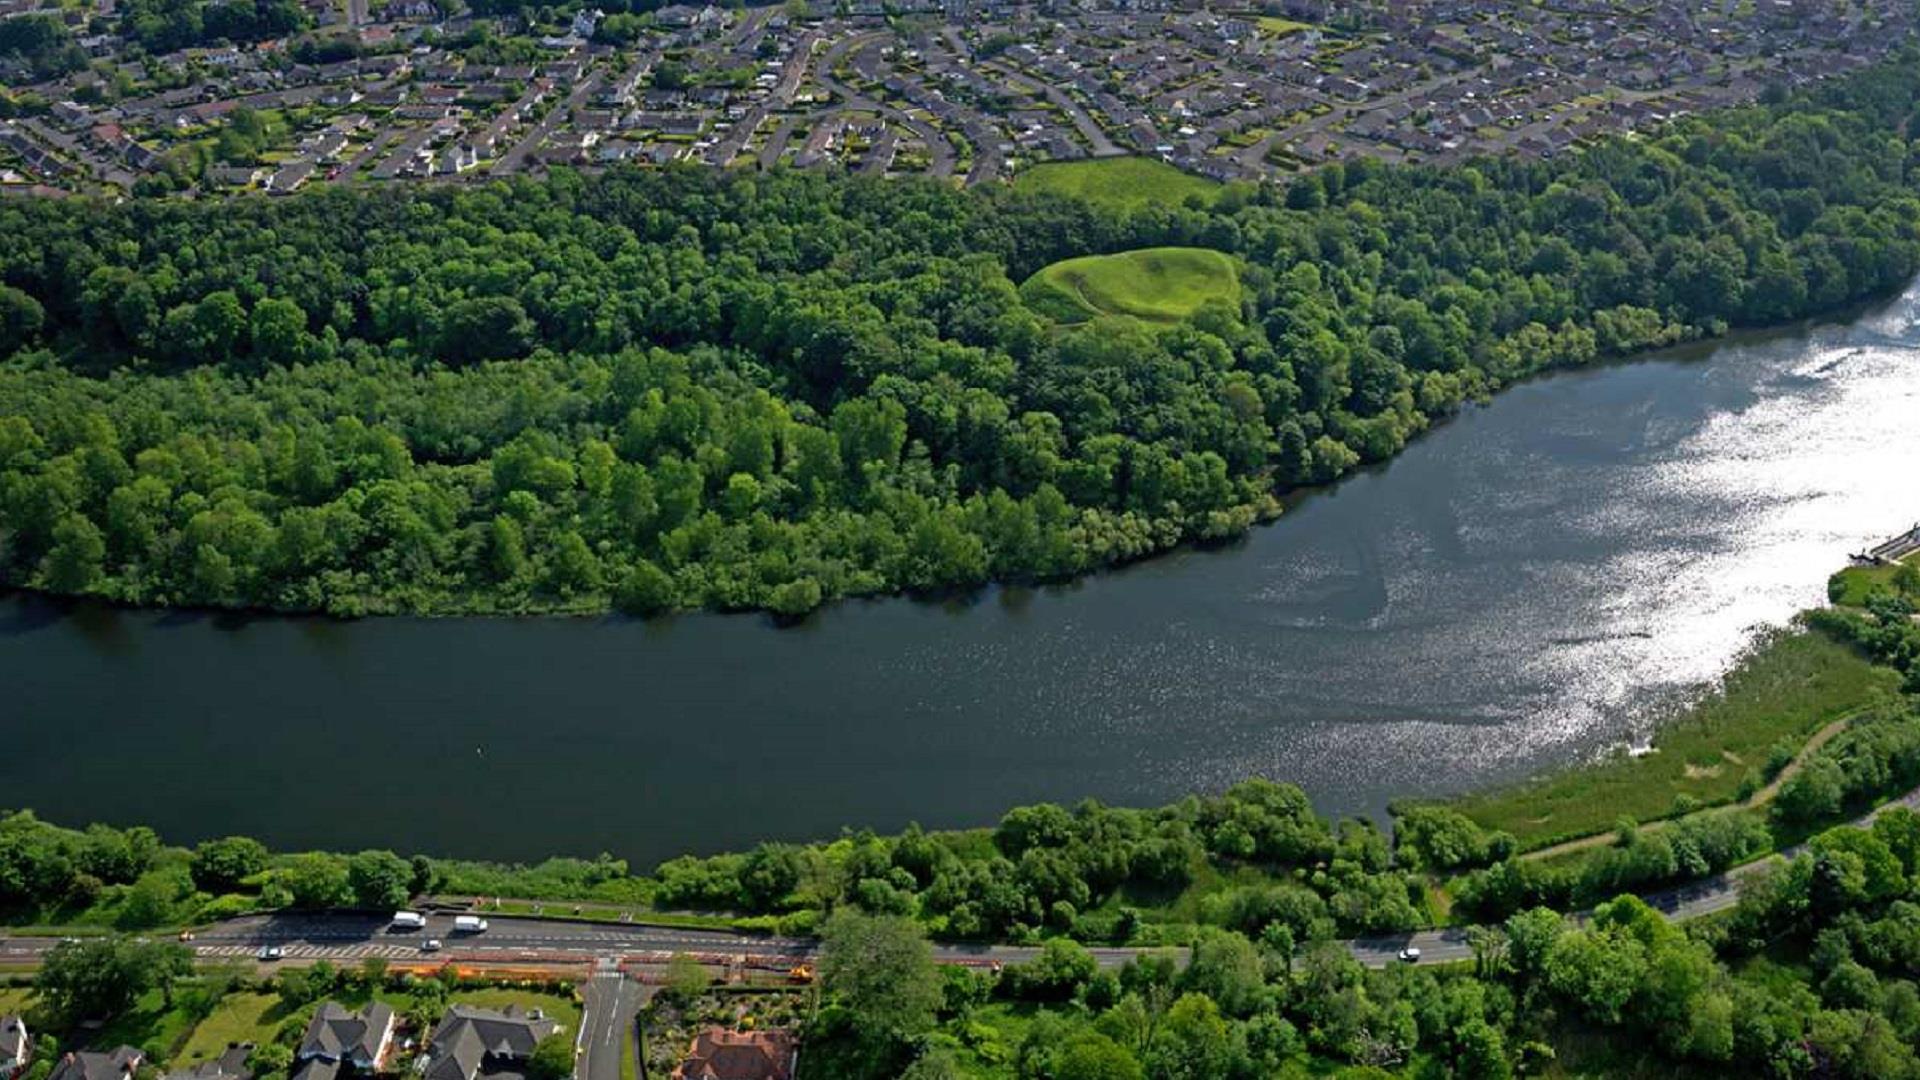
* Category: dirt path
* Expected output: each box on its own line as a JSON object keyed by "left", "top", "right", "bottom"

{"left": 1518, "top": 711, "right": 1862, "bottom": 863}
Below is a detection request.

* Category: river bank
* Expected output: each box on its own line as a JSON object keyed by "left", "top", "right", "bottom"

{"left": 6, "top": 282, "right": 1920, "bottom": 866}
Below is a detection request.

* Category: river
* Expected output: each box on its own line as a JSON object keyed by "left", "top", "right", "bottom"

{"left": 6, "top": 285, "right": 1920, "bottom": 867}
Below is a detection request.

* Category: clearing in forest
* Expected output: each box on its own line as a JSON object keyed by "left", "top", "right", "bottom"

{"left": 1019, "top": 246, "right": 1241, "bottom": 324}
{"left": 1011, "top": 156, "right": 1221, "bottom": 210}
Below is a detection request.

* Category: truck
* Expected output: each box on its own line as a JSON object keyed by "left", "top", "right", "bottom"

{"left": 390, "top": 911, "right": 426, "bottom": 930}
{"left": 453, "top": 915, "right": 489, "bottom": 934}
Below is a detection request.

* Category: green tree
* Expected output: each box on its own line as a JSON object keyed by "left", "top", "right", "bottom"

{"left": 1179, "top": 930, "right": 1264, "bottom": 1017}
{"left": 526, "top": 1033, "right": 572, "bottom": 1080}
{"left": 192, "top": 836, "right": 269, "bottom": 892}
{"left": 818, "top": 911, "right": 943, "bottom": 1043}
{"left": 614, "top": 558, "right": 676, "bottom": 615}
{"left": 281, "top": 852, "right": 351, "bottom": 908}
{"left": 0, "top": 284, "right": 44, "bottom": 355}
{"left": 1054, "top": 1029, "right": 1144, "bottom": 1080}
{"left": 738, "top": 843, "right": 801, "bottom": 911}
{"left": 663, "top": 953, "right": 708, "bottom": 1004}
{"left": 35, "top": 938, "right": 190, "bottom": 1024}
{"left": 249, "top": 298, "right": 309, "bottom": 367}
{"left": 347, "top": 850, "right": 413, "bottom": 909}
{"left": 1145, "top": 993, "right": 1233, "bottom": 1080}
{"left": 40, "top": 512, "right": 105, "bottom": 592}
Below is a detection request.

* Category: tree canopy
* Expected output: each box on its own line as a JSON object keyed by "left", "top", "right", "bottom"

{"left": 4, "top": 57, "right": 1920, "bottom": 616}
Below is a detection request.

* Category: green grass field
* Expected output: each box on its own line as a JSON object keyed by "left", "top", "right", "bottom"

{"left": 174, "top": 993, "right": 288, "bottom": 1065}
{"left": 1019, "top": 247, "right": 1240, "bottom": 324}
{"left": 90, "top": 987, "right": 203, "bottom": 1058}
{"left": 1829, "top": 554, "right": 1917, "bottom": 606}
{"left": 1256, "top": 15, "right": 1315, "bottom": 36}
{"left": 1444, "top": 628, "right": 1902, "bottom": 850}
{"left": 1011, "top": 156, "right": 1220, "bottom": 210}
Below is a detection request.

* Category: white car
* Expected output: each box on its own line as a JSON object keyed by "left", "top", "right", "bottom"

{"left": 257, "top": 945, "right": 284, "bottom": 961}
{"left": 420, "top": 939, "right": 443, "bottom": 953}
{"left": 1397, "top": 947, "right": 1421, "bottom": 964}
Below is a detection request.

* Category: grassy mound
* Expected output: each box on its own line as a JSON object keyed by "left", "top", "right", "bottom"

{"left": 1019, "top": 246, "right": 1240, "bottom": 324}
{"left": 1012, "top": 156, "right": 1221, "bottom": 210}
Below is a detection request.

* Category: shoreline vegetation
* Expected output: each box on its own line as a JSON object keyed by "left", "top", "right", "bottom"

{"left": 3, "top": 61, "right": 1920, "bottom": 616}
{"left": 1437, "top": 626, "right": 1904, "bottom": 852}
{"left": 1, "top": 562, "right": 1914, "bottom": 941}
{"left": 4, "top": 576, "right": 1920, "bottom": 1076}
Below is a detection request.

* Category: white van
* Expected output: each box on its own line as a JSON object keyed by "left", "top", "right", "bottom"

{"left": 391, "top": 911, "right": 427, "bottom": 930}
{"left": 452, "top": 915, "right": 489, "bottom": 934}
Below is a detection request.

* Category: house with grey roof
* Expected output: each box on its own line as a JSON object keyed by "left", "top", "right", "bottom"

{"left": 47, "top": 1048, "right": 141, "bottom": 1080}
{"left": 164, "top": 1044, "right": 252, "bottom": 1080}
{"left": 295, "top": 1001, "right": 396, "bottom": 1080}
{"left": 420, "top": 1005, "right": 559, "bottom": 1080}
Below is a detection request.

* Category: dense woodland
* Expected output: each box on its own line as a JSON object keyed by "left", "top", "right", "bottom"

{"left": 3, "top": 61, "right": 1920, "bottom": 613}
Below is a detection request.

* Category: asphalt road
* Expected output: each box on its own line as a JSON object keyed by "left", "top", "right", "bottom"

{"left": 7, "top": 787, "right": 1917, "bottom": 977}
{"left": 815, "top": 32, "right": 956, "bottom": 180}
{"left": 577, "top": 968, "right": 642, "bottom": 1080}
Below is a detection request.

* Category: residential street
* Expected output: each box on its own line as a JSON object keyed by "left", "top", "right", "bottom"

{"left": 576, "top": 968, "right": 643, "bottom": 1080}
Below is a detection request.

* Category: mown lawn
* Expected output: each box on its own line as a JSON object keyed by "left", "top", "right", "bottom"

{"left": 1829, "top": 555, "right": 1917, "bottom": 607}
{"left": 1445, "top": 627, "right": 1901, "bottom": 850}
{"left": 1011, "top": 156, "right": 1220, "bottom": 210}
{"left": 1256, "top": 15, "right": 1315, "bottom": 35}
{"left": 89, "top": 988, "right": 203, "bottom": 1057}
{"left": 174, "top": 993, "right": 288, "bottom": 1065}
{"left": 1020, "top": 247, "right": 1239, "bottom": 324}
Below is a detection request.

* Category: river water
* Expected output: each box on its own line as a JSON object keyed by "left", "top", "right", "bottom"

{"left": 6, "top": 286, "right": 1920, "bottom": 867}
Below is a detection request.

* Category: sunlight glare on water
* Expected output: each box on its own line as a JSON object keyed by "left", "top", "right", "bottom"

{"left": 5, "top": 286, "right": 1920, "bottom": 861}
{"left": 1262, "top": 293, "right": 1920, "bottom": 795}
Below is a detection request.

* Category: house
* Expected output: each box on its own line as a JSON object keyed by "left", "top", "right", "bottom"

{"left": 304, "top": 132, "right": 350, "bottom": 162}
{"left": 48, "top": 1048, "right": 142, "bottom": 1080}
{"left": 669, "top": 1029, "right": 795, "bottom": 1080}
{"left": 0, "top": 1017, "right": 29, "bottom": 1080}
{"left": 165, "top": 1044, "right": 253, "bottom": 1080}
{"left": 206, "top": 165, "right": 267, "bottom": 188}
{"left": 420, "top": 1005, "right": 559, "bottom": 1080}
{"left": 266, "top": 160, "right": 317, "bottom": 194}
{"left": 293, "top": 1002, "right": 396, "bottom": 1080}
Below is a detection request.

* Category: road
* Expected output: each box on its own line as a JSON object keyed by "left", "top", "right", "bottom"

{"left": 494, "top": 70, "right": 603, "bottom": 176}
{"left": 982, "top": 60, "right": 1123, "bottom": 157}
{"left": 1347, "top": 782, "right": 1920, "bottom": 967}
{"left": 0, "top": 911, "right": 1132, "bottom": 971}
{"left": 6, "top": 787, "right": 1917, "bottom": 979}
{"left": 577, "top": 967, "right": 642, "bottom": 1080}
{"left": 814, "top": 31, "right": 956, "bottom": 180}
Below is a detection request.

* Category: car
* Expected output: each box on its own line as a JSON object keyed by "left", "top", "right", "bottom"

{"left": 420, "top": 939, "right": 442, "bottom": 953}
{"left": 257, "top": 945, "right": 284, "bottom": 961}
{"left": 178, "top": 930, "right": 196, "bottom": 942}
{"left": 1397, "top": 947, "right": 1421, "bottom": 964}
